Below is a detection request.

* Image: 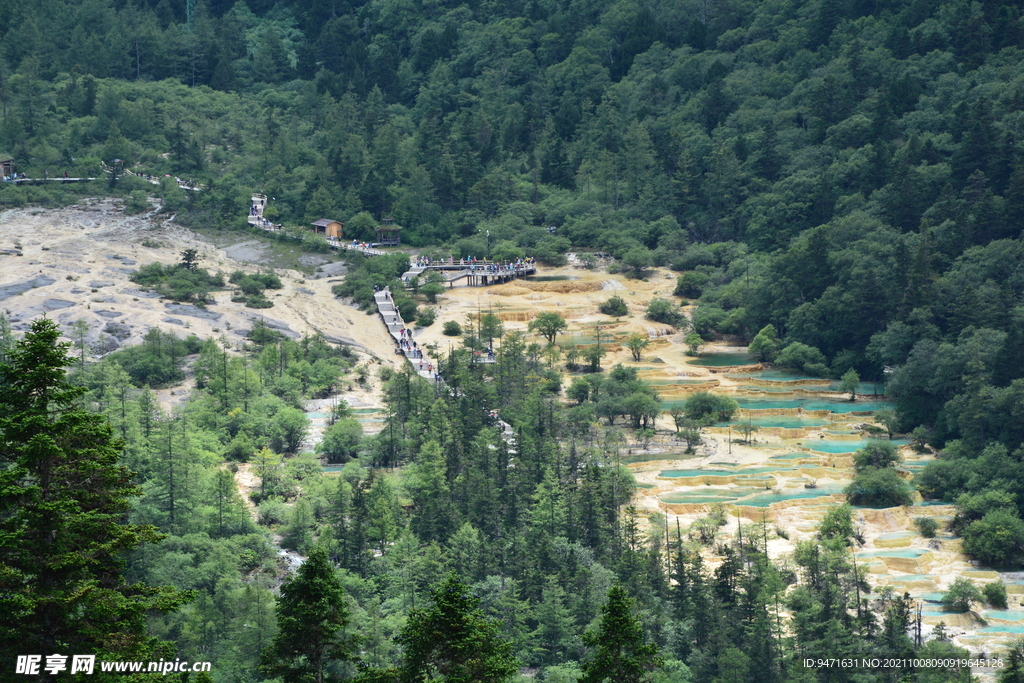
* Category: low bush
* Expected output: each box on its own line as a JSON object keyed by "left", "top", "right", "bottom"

{"left": 416, "top": 307, "right": 436, "bottom": 327}
{"left": 845, "top": 467, "right": 913, "bottom": 507}
{"left": 599, "top": 295, "right": 628, "bottom": 317}
{"left": 914, "top": 517, "right": 939, "bottom": 538}
{"left": 645, "top": 298, "right": 686, "bottom": 327}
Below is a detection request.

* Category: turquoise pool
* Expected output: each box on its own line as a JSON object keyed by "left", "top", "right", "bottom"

{"left": 805, "top": 438, "right": 910, "bottom": 454}
{"left": 726, "top": 368, "right": 827, "bottom": 381}
{"left": 735, "top": 486, "right": 843, "bottom": 507}
{"left": 659, "top": 469, "right": 735, "bottom": 478}
{"left": 856, "top": 548, "right": 928, "bottom": 558}
{"left": 771, "top": 452, "right": 819, "bottom": 460}
{"left": 688, "top": 353, "right": 756, "bottom": 367}
{"left": 730, "top": 416, "right": 830, "bottom": 429}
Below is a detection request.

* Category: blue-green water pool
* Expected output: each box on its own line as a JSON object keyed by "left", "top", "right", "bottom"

{"left": 621, "top": 452, "right": 697, "bottom": 465}
{"left": 736, "top": 486, "right": 843, "bottom": 507}
{"left": 856, "top": 548, "right": 928, "bottom": 558}
{"left": 659, "top": 469, "right": 734, "bottom": 478}
{"left": 726, "top": 368, "right": 826, "bottom": 381}
{"left": 804, "top": 438, "right": 910, "bottom": 454}
{"left": 661, "top": 487, "right": 763, "bottom": 504}
{"left": 982, "top": 610, "right": 1024, "bottom": 621}
{"left": 771, "top": 452, "right": 820, "bottom": 460}
{"left": 977, "top": 625, "right": 1024, "bottom": 634}
{"left": 688, "top": 353, "right": 756, "bottom": 367}
{"left": 647, "top": 379, "right": 718, "bottom": 386}
{"left": 730, "top": 416, "right": 830, "bottom": 429}
{"left": 737, "top": 385, "right": 801, "bottom": 393}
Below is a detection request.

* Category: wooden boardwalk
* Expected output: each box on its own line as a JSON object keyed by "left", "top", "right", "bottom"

{"left": 248, "top": 193, "right": 274, "bottom": 228}
{"left": 372, "top": 287, "right": 514, "bottom": 441}
{"left": 402, "top": 262, "right": 536, "bottom": 287}
{"left": 373, "top": 288, "right": 437, "bottom": 382}
{"left": 330, "top": 238, "right": 386, "bottom": 256}
{"left": 4, "top": 177, "right": 97, "bottom": 184}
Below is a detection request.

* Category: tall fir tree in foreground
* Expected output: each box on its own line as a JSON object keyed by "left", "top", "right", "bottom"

{"left": 261, "top": 546, "right": 355, "bottom": 683}
{"left": 581, "top": 585, "right": 662, "bottom": 683}
{"left": 357, "top": 572, "right": 518, "bottom": 683}
{"left": 0, "top": 318, "right": 190, "bottom": 674}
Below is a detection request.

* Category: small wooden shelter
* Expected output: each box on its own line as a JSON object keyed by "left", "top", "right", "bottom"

{"left": 1, "top": 158, "right": 14, "bottom": 178}
{"left": 311, "top": 218, "right": 344, "bottom": 239}
{"left": 375, "top": 217, "right": 401, "bottom": 246}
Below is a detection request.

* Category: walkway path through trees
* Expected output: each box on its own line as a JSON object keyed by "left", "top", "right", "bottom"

{"left": 371, "top": 287, "right": 515, "bottom": 441}
{"left": 374, "top": 287, "right": 434, "bottom": 382}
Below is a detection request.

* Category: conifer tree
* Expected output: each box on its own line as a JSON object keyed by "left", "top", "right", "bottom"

{"left": 261, "top": 546, "right": 355, "bottom": 683}
{"left": 580, "top": 585, "right": 662, "bottom": 683}
{"left": 392, "top": 573, "right": 519, "bottom": 683}
{"left": 0, "top": 318, "right": 190, "bottom": 666}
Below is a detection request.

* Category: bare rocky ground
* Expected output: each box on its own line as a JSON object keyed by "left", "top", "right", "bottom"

{"left": 0, "top": 199, "right": 402, "bottom": 369}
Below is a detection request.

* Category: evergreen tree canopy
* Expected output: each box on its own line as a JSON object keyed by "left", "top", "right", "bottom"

{"left": 0, "top": 317, "right": 190, "bottom": 664}
{"left": 580, "top": 585, "right": 662, "bottom": 683}
{"left": 261, "top": 546, "right": 355, "bottom": 683}
{"left": 393, "top": 573, "right": 518, "bottom": 683}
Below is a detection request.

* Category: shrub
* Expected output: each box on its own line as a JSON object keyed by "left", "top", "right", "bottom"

{"left": 316, "top": 418, "right": 363, "bottom": 463}
{"left": 622, "top": 246, "right": 653, "bottom": 278}
{"left": 416, "top": 307, "right": 436, "bottom": 327}
{"left": 845, "top": 467, "right": 912, "bottom": 507}
{"left": 599, "top": 295, "right": 628, "bottom": 317}
{"left": 961, "top": 509, "right": 1024, "bottom": 566}
{"left": 238, "top": 276, "right": 264, "bottom": 296}
{"left": 691, "top": 305, "right": 726, "bottom": 336}
{"left": 421, "top": 282, "right": 444, "bottom": 303}
{"left": 941, "top": 577, "right": 982, "bottom": 613}
{"left": 442, "top": 320, "right": 462, "bottom": 336}
{"left": 853, "top": 441, "right": 901, "bottom": 472}
{"left": 674, "top": 271, "right": 710, "bottom": 298}
{"left": 951, "top": 490, "right": 1018, "bottom": 534}
{"left": 645, "top": 298, "right": 685, "bottom": 327}
{"left": 983, "top": 581, "right": 1008, "bottom": 609}
{"left": 683, "top": 391, "right": 739, "bottom": 422}
{"left": 748, "top": 324, "right": 780, "bottom": 362}
{"left": 775, "top": 341, "right": 828, "bottom": 375}
{"left": 253, "top": 272, "right": 283, "bottom": 289}
{"left": 914, "top": 517, "right": 939, "bottom": 538}
{"left": 257, "top": 498, "right": 289, "bottom": 526}
{"left": 129, "top": 261, "right": 224, "bottom": 302}
{"left": 567, "top": 377, "right": 591, "bottom": 404}
{"left": 245, "top": 295, "right": 273, "bottom": 308}
{"left": 123, "top": 190, "right": 150, "bottom": 215}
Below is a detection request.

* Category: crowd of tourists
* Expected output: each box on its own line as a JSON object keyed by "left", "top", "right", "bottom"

{"left": 413, "top": 255, "right": 536, "bottom": 270}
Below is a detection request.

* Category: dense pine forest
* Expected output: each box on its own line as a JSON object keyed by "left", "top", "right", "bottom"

{"left": 3, "top": 0, "right": 1024, "bottom": 680}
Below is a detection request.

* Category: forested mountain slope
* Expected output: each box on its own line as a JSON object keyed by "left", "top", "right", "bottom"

{"left": 4, "top": 0, "right": 1024, "bottom": 680}
{"left": 2, "top": 0, "right": 1022, "bottom": 373}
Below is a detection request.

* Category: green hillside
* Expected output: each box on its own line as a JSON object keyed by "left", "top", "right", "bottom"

{"left": 3, "top": 0, "right": 1024, "bottom": 680}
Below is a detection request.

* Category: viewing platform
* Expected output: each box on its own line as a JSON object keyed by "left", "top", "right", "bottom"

{"left": 402, "top": 261, "right": 536, "bottom": 287}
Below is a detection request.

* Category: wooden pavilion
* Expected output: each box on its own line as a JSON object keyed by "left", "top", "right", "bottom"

{"left": 375, "top": 217, "right": 401, "bottom": 246}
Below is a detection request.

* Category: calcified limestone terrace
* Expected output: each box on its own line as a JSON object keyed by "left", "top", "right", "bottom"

{"left": 2, "top": 204, "right": 1017, "bottom": 658}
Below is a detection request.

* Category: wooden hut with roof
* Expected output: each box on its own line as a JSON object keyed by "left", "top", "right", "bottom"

{"left": 376, "top": 217, "right": 401, "bottom": 246}
{"left": 311, "top": 217, "right": 344, "bottom": 239}
{"left": 1, "top": 157, "right": 14, "bottom": 179}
